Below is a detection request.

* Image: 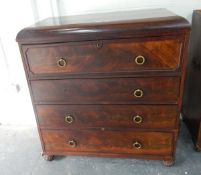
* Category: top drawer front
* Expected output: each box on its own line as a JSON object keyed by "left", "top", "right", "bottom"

{"left": 25, "top": 38, "right": 182, "bottom": 76}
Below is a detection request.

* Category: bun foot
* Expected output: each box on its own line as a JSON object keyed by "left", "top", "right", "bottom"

{"left": 43, "top": 155, "right": 54, "bottom": 161}
{"left": 194, "top": 144, "right": 201, "bottom": 152}
{"left": 162, "top": 160, "right": 175, "bottom": 167}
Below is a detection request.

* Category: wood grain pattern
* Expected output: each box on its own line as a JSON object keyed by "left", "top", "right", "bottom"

{"left": 16, "top": 9, "right": 190, "bottom": 164}
{"left": 31, "top": 77, "right": 180, "bottom": 104}
{"left": 41, "top": 129, "right": 173, "bottom": 156}
{"left": 25, "top": 38, "right": 182, "bottom": 76}
{"left": 36, "top": 105, "right": 178, "bottom": 129}
{"left": 16, "top": 9, "right": 190, "bottom": 44}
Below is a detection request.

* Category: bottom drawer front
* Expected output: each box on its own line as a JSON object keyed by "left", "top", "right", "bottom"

{"left": 42, "top": 130, "right": 173, "bottom": 156}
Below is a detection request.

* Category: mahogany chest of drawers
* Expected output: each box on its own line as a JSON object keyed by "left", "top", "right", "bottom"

{"left": 16, "top": 9, "right": 190, "bottom": 166}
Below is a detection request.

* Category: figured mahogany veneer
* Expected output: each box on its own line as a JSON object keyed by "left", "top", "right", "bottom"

{"left": 17, "top": 9, "right": 190, "bottom": 166}
{"left": 31, "top": 77, "right": 180, "bottom": 104}
{"left": 41, "top": 130, "right": 173, "bottom": 156}
{"left": 36, "top": 105, "right": 178, "bottom": 129}
{"left": 25, "top": 38, "right": 182, "bottom": 76}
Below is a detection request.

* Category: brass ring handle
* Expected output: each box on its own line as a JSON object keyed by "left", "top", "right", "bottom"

{"left": 65, "top": 115, "right": 74, "bottom": 124}
{"left": 57, "top": 58, "right": 67, "bottom": 67}
{"left": 96, "top": 41, "right": 103, "bottom": 48}
{"left": 133, "top": 115, "right": 143, "bottom": 124}
{"left": 68, "top": 139, "right": 77, "bottom": 147}
{"left": 133, "top": 89, "right": 143, "bottom": 98}
{"left": 135, "top": 55, "right": 145, "bottom": 65}
{"left": 133, "top": 141, "right": 142, "bottom": 149}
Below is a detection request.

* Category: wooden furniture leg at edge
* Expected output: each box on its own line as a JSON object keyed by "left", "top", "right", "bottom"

{"left": 42, "top": 154, "right": 55, "bottom": 161}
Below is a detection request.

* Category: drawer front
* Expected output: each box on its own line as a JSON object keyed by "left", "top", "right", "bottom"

{"left": 31, "top": 77, "right": 180, "bottom": 104}
{"left": 36, "top": 105, "right": 178, "bottom": 129}
{"left": 42, "top": 130, "right": 173, "bottom": 155}
{"left": 25, "top": 38, "right": 182, "bottom": 76}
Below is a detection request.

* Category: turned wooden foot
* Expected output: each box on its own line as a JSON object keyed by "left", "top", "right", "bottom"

{"left": 42, "top": 155, "right": 54, "bottom": 161}
{"left": 194, "top": 144, "right": 201, "bottom": 152}
{"left": 162, "top": 159, "right": 175, "bottom": 167}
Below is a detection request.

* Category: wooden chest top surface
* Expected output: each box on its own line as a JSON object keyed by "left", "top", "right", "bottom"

{"left": 16, "top": 8, "right": 190, "bottom": 44}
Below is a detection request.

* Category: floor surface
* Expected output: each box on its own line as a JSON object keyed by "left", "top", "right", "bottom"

{"left": 0, "top": 122, "right": 201, "bottom": 175}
